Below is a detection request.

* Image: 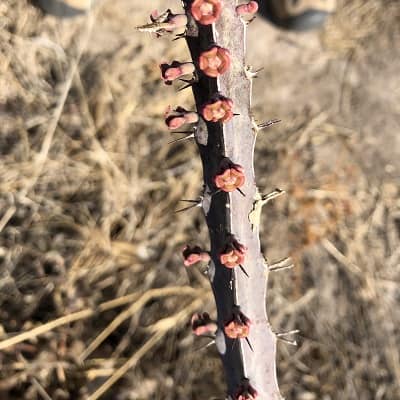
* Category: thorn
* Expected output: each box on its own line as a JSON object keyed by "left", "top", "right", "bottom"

{"left": 174, "top": 198, "right": 203, "bottom": 213}
{"left": 204, "top": 339, "right": 216, "bottom": 348}
{"left": 239, "top": 264, "right": 249, "bottom": 277}
{"left": 200, "top": 339, "right": 216, "bottom": 349}
{"left": 179, "top": 77, "right": 196, "bottom": 84}
{"left": 245, "top": 337, "right": 254, "bottom": 352}
{"left": 174, "top": 203, "right": 199, "bottom": 213}
{"left": 171, "top": 130, "right": 195, "bottom": 134}
{"left": 277, "top": 337, "right": 298, "bottom": 346}
{"left": 179, "top": 198, "right": 201, "bottom": 203}
{"left": 276, "top": 329, "right": 300, "bottom": 346}
{"left": 268, "top": 257, "right": 294, "bottom": 272}
{"left": 244, "top": 65, "right": 263, "bottom": 79}
{"left": 261, "top": 188, "right": 285, "bottom": 205}
{"left": 177, "top": 76, "right": 199, "bottom": 92}
{"left": 257, "top": 119, "right": 281, "bottom": 130}
{"left": 173, "top": 32, "right": 187, "bottom": 41}
{"left": 168, "top": 133, "right": 194, "bottom": 144}
{"left": 192, "top": 339, "right": 216, "bottom": 353}
{"left": 252, "top": 67, "right": 264, "bottom": 78}
{"left": 233, "top": 113, "right": 240, "bottom": 116}
{"left": 276, "top": 329, "right": 300, "bottom": 337}
{"left": 236, "top": 188, "right": 246, "bottom": 197}
{"left": 245, "top": 16, "right": 257, "bottom": 25}
{"left": 135, "top": 22, "right": 164, "bottom": 33}
{"left": 178, "top": 82, "right": 194, "bottom": 91}
{"left": 150, "top": 9, "right": 170, "bottom": 22}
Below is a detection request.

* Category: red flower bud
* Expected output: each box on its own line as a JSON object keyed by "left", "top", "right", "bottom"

{"left": 214, "top": 163, "right": 245, "bottom": 192}
{"left": 191, "top": 312, "right": 218, "bottom": 336}
{"left": 235, "top": 379, "right": 258, "bottom": 400}
{"left": 201, "top": 95, "right": 233, "bottom": 123}
{"left": 224, "top": 308, "right": 251, "bottom": 339}
{"left": 199, "top": 46, "right": 231, "bottom": 77}
{"left": 160, "top": 62, "right": 195, "bottom": 85}
{"left": 220, "top": 249, "right": 245, "bottom": 267}
{"left": 190, "top": 0, "right": 222, "bottom": 25}
{"left": 236, "top": 1, "right": 259, "bottom": 16}
{"left": 182, "top": 245, "right": 210, "bottom": 267}
{"left": 165, "top": 106, "right": 199, "bottom": 130}
{"left": 166, "top": 13, "right": 188, "bottom": 30}
{"left": 220, "top": 242, "right": 247, "bottom": 268}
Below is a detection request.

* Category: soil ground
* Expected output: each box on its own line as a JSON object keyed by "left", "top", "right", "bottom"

{"left": 0, "top": 0, "right": 399, "bottom": 399}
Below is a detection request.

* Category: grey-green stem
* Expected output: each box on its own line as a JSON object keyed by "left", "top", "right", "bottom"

{"left": 182, "top": 1, "right": 282, "bottom": 398}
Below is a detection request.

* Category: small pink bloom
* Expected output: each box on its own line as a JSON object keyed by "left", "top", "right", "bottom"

{"left": 199, "top": 46, "right": 231, "bottom": 77}
{"left": 214, "top": 164, "right": 245, "bottom": 192}
{"left": 190, "top": 0, "right": 222, "bottom": 25}
{"left": 224, "top": 309, "right": 251, "bottom": 339}
{"left": 165, "top": 106, "right": 199, "bottom": 130}
{"left": 220, "top": 237, "right": 247, "bottom": 268}
{"left": 166, "top": 13, "right": 188, "bottom": 30}
{"left": 167, "top": 116, "right": 186, "bottom": 129}
{"left": 235, "top": 379, "right": 258, "bottom": 400}
{"left": 220, "top": 249, "right": 245, "bottom": 268}
{"left": 160, "top": 61, "right": 195, "bottom": 85}
{"left": 191, "top": 312, "right": 218, "bottom": 336}
{"left": 236, "top": 1, "right": 259, "bottom": 16}
{"left": 202, "top": 96, "right": 233, "bottom": 123}
{"left": 182, "top": 245, "right": 210, "bottom": 267}
{"left": 184, "top": 252, "right": 203, "bottom": 266}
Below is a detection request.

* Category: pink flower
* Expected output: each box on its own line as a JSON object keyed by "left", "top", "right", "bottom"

{"left": 236, "top": 1, "right": 259, "bottom": 16}
{"left": 220, "top": 236, "right": 247, "bottom": 268}
{"left": 166, "top": 116, "right": 186, "bottom": 130}
{"left": 184, "top": 253, "right": 203, "bottom": 266}
{"left": 235, "top": 379, "right": 258, "bottom": 400}
{"left": 182, "top": 245, "right": 210, "bottom": 267}
{"left": 201, "top": 96, "right": 233, "bottom": 123}
{"left": 220, "top": 248, "right": 246, "bottom": 268}
{"left": 160, "top": 62, "right": 195, "bottom": 85}
{"left": 214, "top": 164, "right": 245, "bottom": 192}
{"left": 165, "top": 106, "right": 199, "bottom": 130}
{"left": 191, "top": 312, "right": 218, "bottom": 336}
{"left": 190, "top": 0, "right": 222, "bottom": 25}
{"left": 224, "top": 308, "right": 251, "bottom": 339}
{"left": 199, "top": 46, "right": 231, "bottom": 77}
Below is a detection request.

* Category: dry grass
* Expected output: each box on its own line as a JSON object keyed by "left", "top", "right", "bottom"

{"left": 0, "top": 0, "right": 399, "bottom": 399}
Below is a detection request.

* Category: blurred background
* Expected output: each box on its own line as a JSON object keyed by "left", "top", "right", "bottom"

{"left": 0, "top": 0, "right": 399, "bottom": 399}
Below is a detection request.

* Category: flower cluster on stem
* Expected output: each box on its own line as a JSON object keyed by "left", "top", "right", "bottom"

{"left": 224, "top": 306, "right": 252, "bottom": 339}
{"left": 199, "top": 46, "right": 231, "bottom": 77}
{"left": 182, "top": 245, "right": 210, "bottom": 266}
{"left": 165, "top": 106, "right": 199, "bottom": 130}
{"left": 214, "top": 161, "right": 245, "bottom": 193}
{"left": 234, "top": 378, "right": 258, "bottom": 400}
{"left": 191, "top": 312, "right": 218, "bottom": 336}
{"left": 160, "top": 61, "right": 195, "bottom": 85}
{"left": 190, "top": 0, "right": 223, "bottom": 25}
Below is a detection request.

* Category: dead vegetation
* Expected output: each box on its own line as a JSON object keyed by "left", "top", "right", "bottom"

{"left": 0, "top": 0, "right": 399, "bottom": 399}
